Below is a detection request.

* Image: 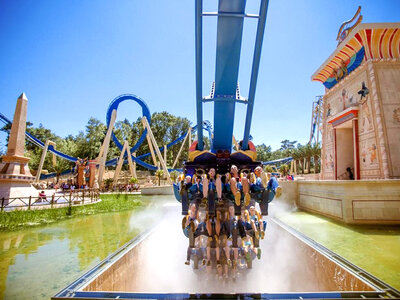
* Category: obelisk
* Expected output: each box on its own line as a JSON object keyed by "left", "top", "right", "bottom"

{"left": 0, "top": 93, "right": 36, "bottom": 204}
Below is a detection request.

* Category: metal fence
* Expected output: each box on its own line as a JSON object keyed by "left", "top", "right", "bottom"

{"left": 1, "top": 189, "right": 100, "bottom": 212}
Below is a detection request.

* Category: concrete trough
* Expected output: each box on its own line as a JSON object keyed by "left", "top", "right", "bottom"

{"left": 53, "top": 210, "right": 400, "bottom": 299}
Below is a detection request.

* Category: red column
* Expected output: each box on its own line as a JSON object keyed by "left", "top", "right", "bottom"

{"left": 334, "top": 128, "right": 337, "bottom": 180}
{"left": 88, "top": 160, "right": 97, "bottom": 188}
{"left": 77, "top": 165, "right": 85, "bottom": 188}
{"left": 353, "top": 119, "right": 360, "bottom": 180}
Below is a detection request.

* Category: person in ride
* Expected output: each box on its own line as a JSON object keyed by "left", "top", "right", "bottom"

{"left": 250, "top": 166, "right": 264, "bottom": 193}
{"left": 205, "top": 213, "right": 220, "bottom": 267}
{"left": 216, "top": 209, "right": 230, "bottom": 278}
{"left": 227, "top": 204, "right": 240, "bottom": 272}
{"left": 249, "top": 205, "right": 265, "bottom": 240}
{"left": 184, "top": 203, "right": 198, "bottom": 265}
{"left": 229, "top": 165, "right": 251, "bottom": 207}
{"left": 240, "top": 209, "right": 257, "bottom": 263}
{"left": 202, "top": 168, "right": 223, "bottom": 203}
{"left": 181, "top": 175, "right": 195, "bottom": 200}
{"left": 190, "top": 174, "right": 203, "bottom": 194}
{"left": 267, "top": 173, "right": 282, "bottom": 197}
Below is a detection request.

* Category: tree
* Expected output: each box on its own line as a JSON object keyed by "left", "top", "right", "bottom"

{"left": 256, "top": 143, "right": 272, "bottom": 162}
{"left": 304, "top": 144, "right": 313, "bottom": 174}
{"left": 291, "top": 148, "right": 301, "bottom": 174}
{"left": 170, "top": 170, "right": 180, "bottom": 183}
{"left": 264, "top": 165, "right": 274, "bottom": 173}
{"left": 129, "top": 177, "right": 138, "bottom": 184}
{"left": 296, "top": 145, "right": 306, "bottom": 174}
{"left": 311, "top": 143, "right": 321, "bottom": 173}
{"left": 155, "top": 169, "right": 164, "bottom": 186}
{"left": 279, "top": 164, "right": 289, "bottom": 176}
{"left": 280, "top": 139, "right": 297, "bottom": 150}
{"left": 51, "top": 159, "right": 72, "bottom": 183}
{"left": 78, "top": 118, "right": 107, "bottom": 159}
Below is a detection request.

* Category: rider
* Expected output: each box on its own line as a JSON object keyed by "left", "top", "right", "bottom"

{"left": 229, "top": 165, "right": 251, "bottom": 207}
{"left": 188, "top": 174, "right": 203, "bottom": 199}
{"left": 202, "top": 168, "right": 217, "bottom": 202}
{"left": 216, "top": 209, "right": 230, "bottom": 277}
{"left": 184, "top": 203, "right": 198, "bottom": 265}
{"left": 249, "top": 205, "right": 265, "bottom": 239}
{"left": 205, "top": 214, "right": 220, "bottom": 267}
{"left": 267, "top": 173, "right": 281, "bottom": 196}
{"left": 227, "top": 204, "right": 240, "bottom": 270}
{"left": 250, "top": 166, "right": 264, "bottom": 193}
{"left": 243, "top": 209, "right": 262, "bottom": 261}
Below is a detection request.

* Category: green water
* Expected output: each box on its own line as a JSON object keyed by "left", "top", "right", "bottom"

{"left": 0, "top": 195, "right": 172, "bottom": 300}
{"left": 2, "top": 196, "right": 399, "bottom": 300}
{"left": 276, "top": 209, "right": 400, "bottom": 290}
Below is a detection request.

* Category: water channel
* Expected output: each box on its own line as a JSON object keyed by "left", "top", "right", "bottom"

{"left": 0, "top": 195, "right": 169, "bottom": 300}
{"left": 0, "top": 195, "right": 399, "bottom": 299}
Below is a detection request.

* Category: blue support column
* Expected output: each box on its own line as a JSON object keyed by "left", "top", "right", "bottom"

{"left": 195, "top": 0, "right": 204, "bottom": 150}
{"left": 212, "top": 0, "right": 246, "bottom": 152}
{"left": 242, "top": 0, "right": 269, "bottom": 150}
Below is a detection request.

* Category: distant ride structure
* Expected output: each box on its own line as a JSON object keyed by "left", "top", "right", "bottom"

{"left": 309, "top": 95, "right": 323, "bottom": 145}
{"left": 0, "top": 94, "right": 213, "bottom": 186}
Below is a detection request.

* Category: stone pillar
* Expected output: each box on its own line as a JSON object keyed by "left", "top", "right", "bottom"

{"left": 367, "top": 61, "right": 390, "bottom": 178}
{"left": 333, "top": 128, "right": 337, "bottom": 180}
{"left": 0, "top": 93, "right": 36, "bottom": 203}
{"left": 352, "top": 119, "right": 360, "bottom": 180}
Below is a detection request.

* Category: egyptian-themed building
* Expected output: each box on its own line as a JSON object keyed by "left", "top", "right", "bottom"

{"left": 312, "top": 9, "right": 400, "bottom": 180}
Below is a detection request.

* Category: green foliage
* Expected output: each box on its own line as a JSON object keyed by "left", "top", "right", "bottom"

{"left": 75, "top": 117, "right": 107, "bottom": 159}
{"left": 0, "top": 194, "right": 142, "bottom": 231}
{"left": 256, "top": 143, "right": 272, "bottom": 161}
{"left": 129, "top": 177, "right": 138, "bottom": 184}
{"left": 169, "top": 170, "right": 179, "bottom": 183}
{"left": 155, "top": 169, "right": 164, "bottom": 186}
{"left": 280, "top": 139, "right": 297, "bottom": 150}
{"left": 279, "top": 164, "right": 289, "bottom": 176}
{"left": 264, "top": 165, "right": 274, "bottom": 173}
{"left": 104, "top": 178, "right": 114, "bottom": 188}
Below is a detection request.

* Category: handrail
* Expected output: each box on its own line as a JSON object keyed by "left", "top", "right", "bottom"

{"left": 0, "top": 189, "right": 100, "bottom": 212}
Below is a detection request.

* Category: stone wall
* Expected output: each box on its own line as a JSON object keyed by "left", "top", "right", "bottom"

{"left": 275, "top": 180, "right": 400, "bottom": 224}
{"left": 374, "top": 62, "right": 400, "bottom": 178}
{"left": 320, "top": 61, "right": 400, "bottom": 180}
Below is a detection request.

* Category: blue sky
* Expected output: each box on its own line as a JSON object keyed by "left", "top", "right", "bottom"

{"left": 0, "top": 0, "right": 399, "bottom": 154}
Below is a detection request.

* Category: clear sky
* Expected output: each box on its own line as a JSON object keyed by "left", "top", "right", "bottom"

{"left": 0, "top": 0, "right": 399, "bottom": 153}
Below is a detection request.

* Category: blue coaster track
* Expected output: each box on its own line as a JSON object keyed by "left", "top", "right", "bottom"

{"left": 195, "top": 0, "right": 269, "bottom": 152}
{"left": 0, "top": 103, "right": 213, "bottom": 179}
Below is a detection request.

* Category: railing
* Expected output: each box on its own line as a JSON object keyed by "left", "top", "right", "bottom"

{"left": 0, "top": 189, "right": 100, "bottom": 212}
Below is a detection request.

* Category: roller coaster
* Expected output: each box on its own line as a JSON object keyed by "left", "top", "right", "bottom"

{"left": 171, "top": 0, "right": 281, "bottom": 276}
{"left": 1, "top": 0, "right": 276, "bottom": 279}
{"left": 0, "top": 96, "right": 213, "bottom": 179}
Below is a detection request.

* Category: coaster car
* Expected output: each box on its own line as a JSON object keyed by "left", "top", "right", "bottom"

{"left": 181, "top": 205, "right": 262, "bottom": 277}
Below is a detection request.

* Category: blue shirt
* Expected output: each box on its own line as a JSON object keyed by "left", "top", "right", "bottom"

{"left": 267, "top": 176, "right": 279, "bottom": 192}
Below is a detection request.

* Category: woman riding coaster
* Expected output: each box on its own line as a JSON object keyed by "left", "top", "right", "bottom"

{"left": 249, "top": 205, "right": 265, "bottom": 239}
{"left": 227, "top": 165, "right": 251, "bottom": 207}
{"left": 241, "top": 209, "right": 261, "bottom": 262}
